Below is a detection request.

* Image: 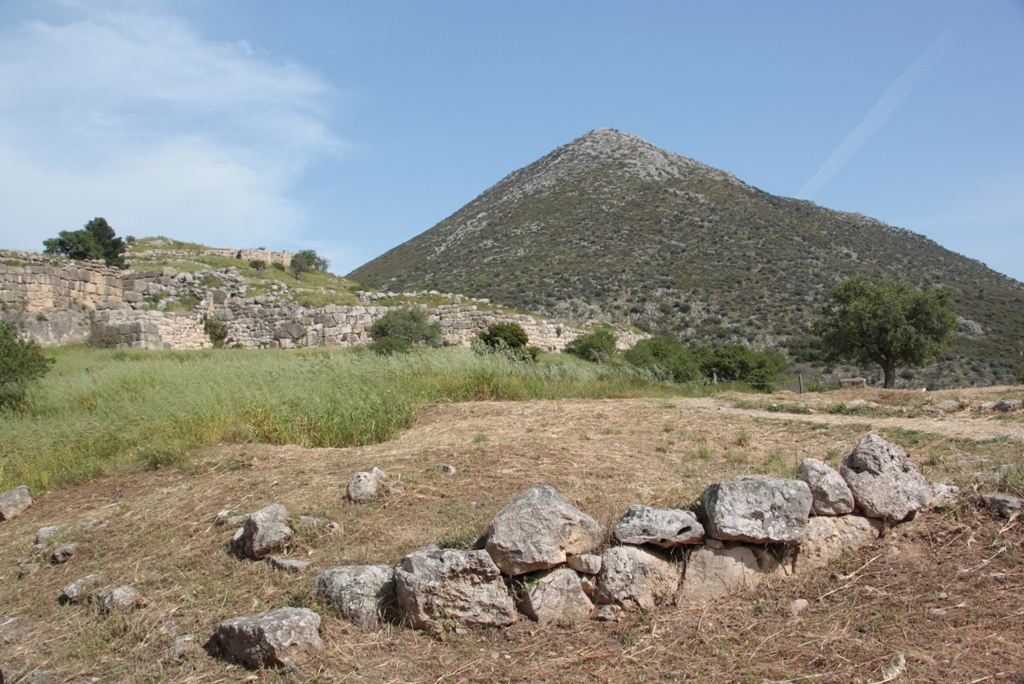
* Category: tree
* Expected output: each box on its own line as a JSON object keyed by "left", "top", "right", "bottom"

{"left": 478, "top": 322, "right": 529, "bottom": 350}
{"left": 43, "top": 218, "right": 126, "bottom": 268}
{"left": 0, "top": 322, "right": 55, "bottom": 409}
{"left": 813, "top": 275, "right": 957, "bottom": 389}
{"left": 367, "top": 307, "right": 441, "bottom": 355}
{"left": 290, "top": 249, "right": 329, "bottom": 280}
{"left": 564, "top": 329, "right": 617, "bottom": 363}
{"left": 623, "top": 335, "right": 701, "bottom": 383}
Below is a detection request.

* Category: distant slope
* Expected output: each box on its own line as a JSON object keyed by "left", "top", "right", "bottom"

{"left": 350, "top": 129, "right": 1024, "bottom": 387}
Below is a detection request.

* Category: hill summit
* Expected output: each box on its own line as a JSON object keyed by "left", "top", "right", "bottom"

{"left": 350, "top": 128, "right": 1024, "bottom": 387}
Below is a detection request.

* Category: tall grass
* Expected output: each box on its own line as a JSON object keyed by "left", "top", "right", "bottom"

{"left": 0, "top": 346, "right": 698, "bottom": 492}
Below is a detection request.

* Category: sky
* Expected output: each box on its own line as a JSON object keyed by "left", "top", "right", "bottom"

{"left": 0, "top": 1, "right": 1022, "bottom": 281}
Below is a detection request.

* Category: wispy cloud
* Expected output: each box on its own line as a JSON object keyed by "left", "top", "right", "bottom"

{"left": 798, "top": 23, "right": 956, "bottom": 201}
{"left": 0, "top": 3, "right": 343, "bottom": 252}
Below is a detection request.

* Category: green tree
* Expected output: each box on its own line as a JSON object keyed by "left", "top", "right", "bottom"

{"left": 564, "top": 329, "right": 617, "bottom": 363}
{"left": 367, "top": 307, "right": 441, "bottom": 355}
{"left": 0, "top": 322, "right": 55, "bottom": 409}
{"left": 290, "top": 249, "right": 329, "bottom": 280}
{"left": 43, "top": 218, "right": 126, "bottom": 268}
{"left": 478, "top": 322, "right": 529, "bottom": 350}
{"left": 692, "top": 344, "right": 788, "bottom": 388}
{"left": 813, "top": 275, "right": 957, "bottom": 388}
{"left": 623, "top": 335, "right": 701, "bottom": 383}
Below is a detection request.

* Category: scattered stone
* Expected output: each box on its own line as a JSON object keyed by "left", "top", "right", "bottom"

{"left": 214, "top": 510, "right": 237, "bottom": 526}
{"left": 594, "top": 604, "right": 622, "bottom": 621}
{"left": 701, "top": 477, "right": 812, "bottom": 543}
{"left": 268, "top": 556, "right": 311, "bottom": 574}
{"left": 325, "top": 522, "right": 342, "bottom": 534}
{"left": 298, "top": 516, "right": 327, "bottom": 528}
{"left": 442, "top": 464, "right": 457, "bottom": 476}
{"left": 214, "top": 607, "right": 324, "bottom": 670}
{"left": 346, "top": 472, "right": 378, "bottom": 504}
{"left": 50, "top": 543, "right": 79, "bottom": 564}
{"left": 519, "top": 567, "right": 593, "bottom": 626}
{"left": 232, "top": 504, "right": 292, "bottom": 560}
{"left": 930, "top": 484, "right": 961, "bottom": 507}
{"left": 992, "top": 399, "right": 1022, "bottom": 412}
{"left": 612, "top": 505, "right": 704, "bottom": 547}
{"left": 371, "top": 466, "right": 387, "bottom": 480}
{"left": 865, "top": 402, "right": 882, "bottom": 410}
{"left": 594, "top": 546, "right": 681, "bottom": 611}
{"left": 394, "top": 545, "right": 517, "bottom": 630}
{"left": 845, "top": 399, "right": 867, "bottom": 410}
{"left": 982, "top": 493, "right": 1023, "bottom": 518}
{"left": 17, "top": 557, "right": 37, "bottom": 578}
{"left": 936, "top": 399, "right": 960, "bottom": 412}
{"left": 34, "top": 525, "right": 63, "bottom": 545}
{"left": 796, "top": 516, "right": 883, "bottom": 571}
{"left": 316, "top": 564, "right": 395, "bottom": 629}
{"left": 0, "top": 486, "right": 33, "bottom": 521}
{"left": 59, "top": 574, "right": 103, "bottom": 604}
{"left": 789, "top": 598, "right": 810, "bottom": 616}
{"left": 678, "top": 545, "right": 764, "bottom": 602}
{"left": 840, "top": 434, "right": 933, "bottom": 521}
{"left": 567, "top": 553, "right": 602, "bottom": 575}
{"left": 928, "top": 608, "right": 947, "bottom": 617}
{"left": 165, "top": 634, "right": 203, "bottom": 663}
{"left": 103, "top": 585, "right": 145, "bottom": 613}
{"left": 797, "top": 459, "right": 855, "bottom": 516}
{"left": 485, "top": 484, "right": 604, "bottom": 576}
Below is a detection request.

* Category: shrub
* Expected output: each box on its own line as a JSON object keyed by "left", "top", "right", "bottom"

{"left": 623, "top": 335, "right": 700, "bottom": 383}
{"left": 478, "top": 322, "right": 529, "bottom": 350}
{"left": 248, "top": 260, "right": 266, "bottom": 271}
{"left": 203, "top": 315, "right": 230, "bottom": 348}
{"left": 43, "top": 217, "right": 127, "bottom": 268}
{"left": 368, "top": 308, "right": 441, "bottom": 355}
{"left": 565, "top": 329, "right": 617, "bottom": 363}
{"left": 692, "top": 344, "right": 788, "bottom": 388}
{"left": 290, "top": 249, "right": 329, "bottom": 280}
{"left": 0, "top": 322, "right": 55, "bottom": 409}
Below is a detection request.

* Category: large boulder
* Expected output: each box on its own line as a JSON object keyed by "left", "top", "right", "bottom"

{"left": 315, "top": 565, "right": 395, "bottom": 629}
{"left": 231, "top": 504, "right": 293, "bottom": 560}
{"left": 593, "top": 546, "right": 681, "bottom": 611}
{"left": 701, "top": 477, "right": 812, "bottom": 543}
{"left": 796, "top": 515, "right": 883, "bottom": 572}
{"left": 214, "top": 607, "right": 324, "bottom": 669}
{"left": 485, "top": 485, "right": 604, "bottom": 576}
{"left": 678, "top": 545, "right": 765, "bottom": 602}
{"left": 0, "top": 486, "right": 33, "bottom": 521}
{"left": 394, "top": 545, "right": 517, "bottom": 631}
{"left": 840, "top": 434, "right": 933, "bottom": 521}
{"left": 612, "top": 505, "right": 704, "bottom": 547}
{"left": 797, "top": 459, "right": 855, "bottom": 516}
{"left": 518, "top": 567, "right": 593, "bottom": 626}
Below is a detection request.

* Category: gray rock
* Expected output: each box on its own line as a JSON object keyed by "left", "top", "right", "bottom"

{"left": 165, "top": 635, "right": 203, "bottom": 663}
{"left": 394, "top": 545, "right": 517, "bottom": 631}
{"left": 796, "top": 516, "right": 883, "bottom": 572}
{"left": 678, "top": 545, "right": 765, "bottom": 602}
{"left": 442, "top": 464, "right": 457, "bottom": 476}
{"left": 371, "top": 466, "right": 387, "bottom": 480}
{"left": 567, "top": 553, "right": 602, "bottom": 575}
{"left": 17, "top": 558, "right": 37, "bottom": 578}
{"left": 936, "top": 399, "right": 960, "bottom": 412}
{"left": 594, "top": 546, "right": 681, "bottom": 611}
{"left": 315, "top": 565, "right": 394, "bottom": 629}
{"left": 34, "top": 525, "right": 63, "bottom": 544}
{"left": 232, "top": 504, "right": 292, "bottom": 560}
{"left": 50, "top": 543, "right": 79, "bottom": 564}
{"left": 519, "top": 567, "right": 593, "bottom": 626}
{"left": 103, "top": 585, "right": 144, "bottom": 613}
{"left": 612, "top": 505, "right": 704, "bottom": 547}
{"left": 214, "top": 607, "right": 324, "bottom": 669}
{"left": 992, "top": 399, "right": 1022, "bottom": 412}
{"left": 298, "top": 516, "right": 327, "bottom": 528}
{"left": 346, "top": 472, "right": 378, "bottom": 504}
{"left": 789, "top": 598, "right": 810, "bottom": 616}
{"left": 930, "top": 483, "right": 961, "bottom": 506}
{"left": 840, "top": 434, "right": 933, "bottom": 521}
{"left": 983, "top": 493, "right": 1024, "bottom": 518}
{"left": 0, "top": 486, "right": 33, "bottom": 521}
{"left": 485, "top": 484, "right": 604, "bottom": 576}
{"left": 797, "top": 459, "right": 855, "bottom": 516}
{"left": 593, "top": 604, "right": 621, "bottom": 621}
{"left": 59, "top": 574, "right": 103, "bottom": 604}
{"left": 268, "top": 556, "right": 311, "bottom": 573}
{"left": 845, "top": 399, "right": 867, "bottom": 410}
{"left": 701, "top": 477, "right": 812, "bottom": 543}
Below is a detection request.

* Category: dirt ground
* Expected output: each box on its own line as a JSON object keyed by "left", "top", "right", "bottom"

{"left": 1, "top": 387, "right": 1022, "bottom": 683}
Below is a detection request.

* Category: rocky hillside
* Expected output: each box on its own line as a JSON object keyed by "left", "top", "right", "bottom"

{"left": 350, "top": 128, "right": 1024, "bottom": 388}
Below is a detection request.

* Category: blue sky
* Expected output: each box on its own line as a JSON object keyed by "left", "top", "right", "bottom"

{"left": 1, "top": 1, "right": 1022, "bottom": 281}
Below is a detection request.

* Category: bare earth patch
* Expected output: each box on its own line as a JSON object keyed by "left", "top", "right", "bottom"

{"left": 1, "top": 396, "right": 1022, "bottom": 682}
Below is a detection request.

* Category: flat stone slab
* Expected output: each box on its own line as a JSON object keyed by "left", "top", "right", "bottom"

{"left": 594, "top": 546, "right": 681, "bottom": 611}
{"left": 0, "top": 486, "right": 33, "bottom": 521}
{"left": 678, "top": 545, "right": 765, "bottom": 602}
{"left": 840, "top": 434, "right": 933, "bottom": 521}
{"left": 316, "top": 564, "right": 395, "bottom": 629}
{"left": 701, "top": 477, "right": 812, "bottom": 543}
{"left": 612, "top": 505, "right": 704, "bottom": 547}
{"left": 519, "top": 567, "right": 593, "bottom": 626}
{"left": 214, "top": 607, "right": 324, "bottom": 669}
{"left": 797, "top": 459, "right": 855, "bottom": 516}
{"left": 485, "top": 484, "right": 604, "bottom": 576}
{"left": 983, "top": 493, "right": 1023, "bottom": 518}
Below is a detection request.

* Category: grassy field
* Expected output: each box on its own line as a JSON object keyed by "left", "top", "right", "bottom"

{"left": 0, "top": 346, "right": 719, "bottom": 494}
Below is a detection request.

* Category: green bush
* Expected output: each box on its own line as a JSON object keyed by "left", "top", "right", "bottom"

{"left": 368, "top": 307, "right": 441, "bottom": 355}
{"left": 478, "top": 322, "right": 529, "bottom": 350}
{"left": 203, "top": 315, "right": 230, "bottom": 348}
{"left": 43, "top": 217, "right": 127, "bottom": 268}
{"left": 0, "top": 322, "right": 55, "bottom": 409}
{"left": 692, "top": 344, "right": 788, "bottom": 388}
{"left": 290, "top": 249, "right": 329, "bottom": 280}
{"left": 623, "top": 335, "right": 701, "bottom": 383}
{"left": 248, "top": 260, "right": 266, "bottom": 271}
{"left": 564, "top": 329, "right": 617, "bottom": 363}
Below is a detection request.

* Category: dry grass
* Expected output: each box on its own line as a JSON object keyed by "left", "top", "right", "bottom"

{"left": 1, "top": 397, "right": 1023, "bottom": 682}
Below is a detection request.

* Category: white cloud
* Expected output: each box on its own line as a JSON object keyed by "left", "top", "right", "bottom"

{"left": 0, "top": 3, "right": 342, "bottom": 252}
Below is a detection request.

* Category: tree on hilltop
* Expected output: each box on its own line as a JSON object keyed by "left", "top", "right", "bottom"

{"left": 813, "top": 275, "right": 957, "bottom": 389}
{"left": 290, "top": 249, "right": 329, "bottom": 280}
{"left": 43, "top": 218, "right": 127, "bottom": 268}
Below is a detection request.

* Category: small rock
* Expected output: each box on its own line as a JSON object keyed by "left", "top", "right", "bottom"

{"left": 678, "top": 545, "right": 765, "bottom": 602}
{"left": 17, "top": 558, "right": 37, "bottom": 578}
{"left": 928, "top": 608, "right": 947, "bottom": 617}
{"left": 594, "top": 546, "right": 681, "bottom": 611}
{"left": 930, "top": 484, "right": 961, "bottom": 507}
{"left": 593, "top": 604, "right": 621, "bottom": 622}
{"left": 214, "top": 510, "right": 236, "bottom": 526}
{"left": 371, "top": 466, "right": 387, "bottom": 480}
{"left": 845, "top": 399, "right": 867, "bottom": 410}
{"left": 165, "top": 634, "right": 203, "bottom": 663}
{"left": 326, "top": 522, "right": 342, "bottom": 534}
{"left": 980, "top": 401, "right": 997, "bottom": 411}
{"left": 789, "top": 598, "right": 810, "bottom": 616}
{"left": 316, "top": 564, "right": 395, "bottom": 629}
{"left": 59, "top": 574, "right": 103, "bottom": 604}
{"left": 982, "top": 493, "right": 1024, "bottom": 518}
{"left": 992, "top": 399, "right": 1022, "bottom": 412}
{"left": 50, "top": 543, "right": 79, "bottom": 564}
{"left": 579, "top": 574, "right": 597, "bottom": 597}
{"left": 704, "top": 538, "right": 724, "bottom": 550}
{"left": 840, "top": 434, "right": 933, "bottom": 521}
{"left": 213, "top": 607, "right": 324, "bottom": 669}
{"left": 519, "top": 567, "right": 593, "bottom": 626}
{"left": 612, "top": 505, "right": 704, "bottom": 547}
{"left": 103, "top": 585, "right": 144, "bottom": 613}
{"left": 346, "top": 472, "right": 378, "bottom": 504}
{"left": 34, "top": 525, "right": 63, "bottom": 544}
{"left": 797, "top": 459, "right": 855, "bottom": 516}
{"left": 268, "top": 556, "right": 311, "bottom": 574}
{"left": 0, "top": 486, "right": 33, "bottom": 521}
{"left": 232, "top": 504, "right": 292, "bottom": 560}
{"left": 298, "top": 516, "right": 327, "bottom": 528}
{"left": 701, "top": 477, "right": 812, "bottom": 543}
{"left": 936, "top": 399, "right": 960, "bottom": 412}
{"left": 567, "top": 553, "right": 602, "bottom": 575}
{"left": 442, "top": 464, "right": 457, "bottom": 476}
